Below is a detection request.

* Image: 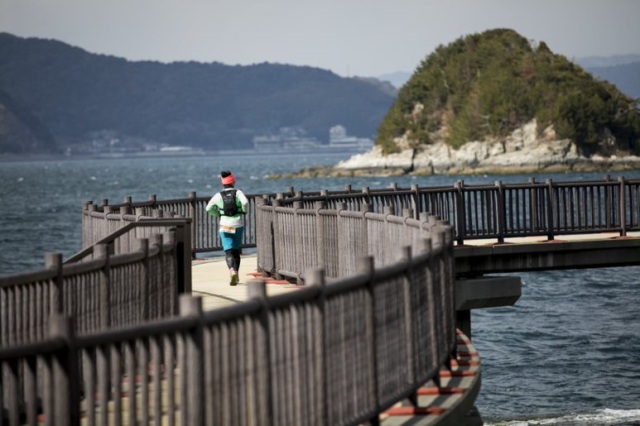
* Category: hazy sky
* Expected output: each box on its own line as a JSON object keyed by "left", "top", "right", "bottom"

{"left": 2, "top": 0, "right": 639, "bottom": 77}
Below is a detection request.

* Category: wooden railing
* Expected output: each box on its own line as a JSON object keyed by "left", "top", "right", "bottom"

{"left": 82, "top": 191, "right": 267, "bottom": 254}
{"left": 0, "top": 205, "right": 458, "bottom": 425}
{"left": 276, "top": 177, "right": 640, "bottom": 244}
{"left": 81, "top": 177, "right": 640, "bottom": 257}
{"left": 0, "top": 220, "right": 191, "bottom": 347}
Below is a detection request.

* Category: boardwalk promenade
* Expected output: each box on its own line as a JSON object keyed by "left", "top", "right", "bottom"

{"left": 190, "top": 254, "right": 482, "bottom": 426}
{"left": 191, "top": 254, "right": 298, "bottom": 310}
{"left": 3, "top": 177, "right": 638, "bottom": 425}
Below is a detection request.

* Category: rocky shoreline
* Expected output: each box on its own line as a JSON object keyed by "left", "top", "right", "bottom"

{"left": 270, "top": 121, "right": 640, "bottom": 178}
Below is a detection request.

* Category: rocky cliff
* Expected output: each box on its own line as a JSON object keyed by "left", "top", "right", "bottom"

{"left": 334, "top": 120, "right": 640, "bottom": 176}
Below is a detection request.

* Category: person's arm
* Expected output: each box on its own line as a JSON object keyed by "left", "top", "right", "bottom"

{"left": 206, "top": 193, "right": 221, "bottom": 217}
{"left": 238, "top": 190, "right": 250, "bottom": 214}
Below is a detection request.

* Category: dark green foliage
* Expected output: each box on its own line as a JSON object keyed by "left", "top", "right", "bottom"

{"left": 378, "top": 28, "right": 640, "bottom": 155}
{"left": 0, "top": 88, "right": 58, "bottom": 153}
{"left": 0, "top": 33, "right": 393, "bottom": 151}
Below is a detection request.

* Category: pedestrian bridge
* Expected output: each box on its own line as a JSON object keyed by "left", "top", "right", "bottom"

{"left": 1, "top": 177, "right": 639, "bottom": 425}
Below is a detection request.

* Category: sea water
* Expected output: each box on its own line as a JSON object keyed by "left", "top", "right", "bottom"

{"left": 1, "top": 154, "right": 639, "bottom": 424}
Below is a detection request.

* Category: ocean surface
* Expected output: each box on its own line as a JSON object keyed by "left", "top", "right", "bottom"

{"left": 1, "top": 154, "right": 639, "bottom": 425}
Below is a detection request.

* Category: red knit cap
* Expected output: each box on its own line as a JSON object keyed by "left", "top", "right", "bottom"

{"left": 221, "top": 172, "right": 235, "bottom": 185}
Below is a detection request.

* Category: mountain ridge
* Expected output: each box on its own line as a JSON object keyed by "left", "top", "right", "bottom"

{"left": 0, "top": 32, "right": 394, "bottom": 154}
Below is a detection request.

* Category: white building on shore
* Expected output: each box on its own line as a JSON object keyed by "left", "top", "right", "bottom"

{"left": 252, "top": 125, "right": 374, "bottom": 153}
{"left": 328, "top": 125, "right": 374, "bottom": 151}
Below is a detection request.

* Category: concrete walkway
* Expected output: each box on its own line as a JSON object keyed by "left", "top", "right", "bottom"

{"left": 191, "top": 254, "right": 299, "bottom": 311}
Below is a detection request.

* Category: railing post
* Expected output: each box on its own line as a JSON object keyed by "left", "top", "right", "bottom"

{"left": 83, "top": 202, "right": 97, "bottom": 249}
{"left": 495, "top": 180, "right": 505, "bottom": 243}
{"left": 151, "top": 233, "right": 164, "bottom": 318}
{"left": 400, "top": 246, "right": 417, "bottom": 405}
{"left": 257, "top": 196, "right": 272, "bottom": 274}
{"left": 357, "top": 256, "right": 380, "bottom": 425}
{"left": 316, "top": 201, "right": 326, "bottom": 269}
{"left": 411, "top": 184, "right": 420, "bottom": 220}
{"left": 94, "top": 244, "right": 111, "bottom": 328}
{"left": 454, "top": 180, "right": 466, "bottom": 245}
{"left": 134, "top": 206, "right": 143, "bottom": 221}
{"left": 619, "top": 176, "right": 627, "bottom": 236}
{"left": 248, "top": 280, "right": 273, "bottom": 426}
{"left": 175, "top": 219, "right": 193, "bottom": 295}
{"left": 136, "top": 238, "right": 150, "bottom": 321}
{"left": 529, "top": 177, "right": 539, "bottom": 232}
{"left": 545, "top": 179, "right": 555, "bottom": 241}
{"left": 418, "top": 236, "right": 440, "bottom": 377}
{"left": 362, "top": 187, "right": 371, "bottom": 209}
{"left": 46, "top": 253, "right": 64, "bottom": 315}
{"left": 440, "top": 222, "right": 457, "bottom": 358}
{"left": 361, "top": 203, "right": 372, "bottom": 262}
{"left": 189, "top": 191, "right": 198, "bottom": 258}
{"left": 336, "top": 202, "right": 348, "bottom": 275}
{"left": 50, "top": 315, "right": 80, "bottom": 426}
{"left": 293, "top": 200, "right": 304, "bottom": 284}
{"left": 604, "top": 175, "right": 613, "bottom": 231}
{"left": 180, "top": 295, "right": 204, "bottom": 426}
{"left": 381, "top": 205, "right": 395, "bottom": 265}
{"left": 433, "top": 223, "right": 456, "bottom": 366}
{"left": 303, "top": 268, "right": 327, "bottom": 425}
{"left": 273, "top": 198, "right": 283, "bottom": 280}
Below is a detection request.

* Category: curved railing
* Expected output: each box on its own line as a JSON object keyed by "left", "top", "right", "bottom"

{"left": 1, "top": 201, "right": 466, "bottom": 425}
{"left": 0, "top": 220, "right": 191, "bottom": 347}
{"left": 81, "top": 177, "right": 640, "bottom": 257}
{"left": 82, "top": 191, "right": 267, "bottom": 254}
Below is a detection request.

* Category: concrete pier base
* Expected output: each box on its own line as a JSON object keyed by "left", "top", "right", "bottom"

{"left": 455, "top": 276, "right": 522, "bottom": 337}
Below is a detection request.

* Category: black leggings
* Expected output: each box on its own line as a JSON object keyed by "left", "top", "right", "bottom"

{"left": 225, "top": 249, "right": 241, "bottom": 271}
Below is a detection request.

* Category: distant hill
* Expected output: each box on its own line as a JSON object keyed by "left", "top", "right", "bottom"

{"left": 377, "top": 71, "right": 412, "bottom": 89}
{"left": 574, "top": 54, "right": 640, "bottom": 68}
{"left": 0, "top": 88, "right": 57, "bottom": 154}
{"left": 0, "top": 32, "right": 394, "bottom": 154}
{"left": 377, "top": 29, "right": 640, "bottom": 156}
{"left": 586, "top": 62, "right": 640, "bottom": 100}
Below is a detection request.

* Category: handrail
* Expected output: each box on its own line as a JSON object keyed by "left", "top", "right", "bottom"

{"left": 0, "top": 204, "right": 460, "bottom": 426}
{"left": 66, "top": 218, "right": 192, "bottom": 263}
{"left": 273, "top": 177, "right": 640, "bottom": 244}
{"left": 80, "top": 177, "right": 640, "bottom": 256}
{"left": 0, "top": 221, "right": 191, "bottom": 347}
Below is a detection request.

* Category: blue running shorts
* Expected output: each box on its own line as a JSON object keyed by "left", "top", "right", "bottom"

{"left": 220, "top": 226, "right": 244, "bottom": 251}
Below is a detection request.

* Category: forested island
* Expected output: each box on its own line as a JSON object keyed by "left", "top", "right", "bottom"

{"left": 277, "top": 29, "right": 640, "bottom": 177}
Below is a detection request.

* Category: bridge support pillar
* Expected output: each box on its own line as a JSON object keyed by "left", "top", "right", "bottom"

{"left": 455, "top": 276, "right": 522, "bottom": 338}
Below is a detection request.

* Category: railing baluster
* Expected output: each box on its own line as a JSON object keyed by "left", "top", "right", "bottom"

{"left": 619, "top": 176, "right": 627, "bottom": 236}
{"left": 455, "top": 181, "right": 466, "bottom": 245}
{"left": 546, "top": 179, "right": 555, "bottom": 240}
{"left": 495, "top": 181, "right": 505, "bottom": 243}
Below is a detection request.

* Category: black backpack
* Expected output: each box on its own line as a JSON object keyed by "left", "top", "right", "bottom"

{"left": 221, "top": 189, "right": 238, "bottom": 216}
